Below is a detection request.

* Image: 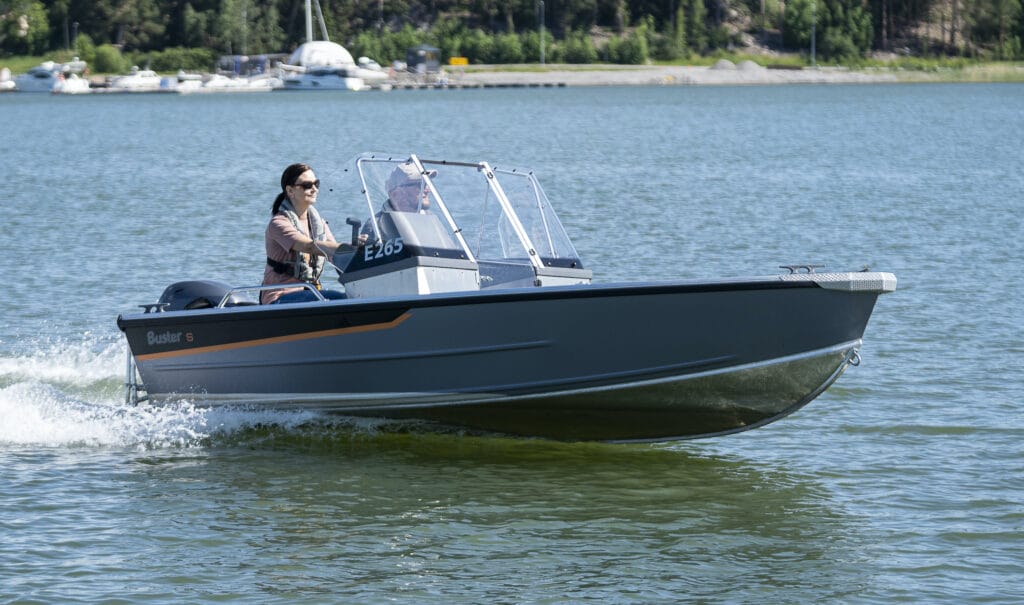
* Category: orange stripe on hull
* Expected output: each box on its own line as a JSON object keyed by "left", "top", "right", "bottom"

{"left": 136, "top": 311, "right": 412, "bottom": 361}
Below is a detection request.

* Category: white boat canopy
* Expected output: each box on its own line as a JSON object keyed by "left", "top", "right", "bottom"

{"left": 287, "top": 41, "right": 356, "bottom": 68}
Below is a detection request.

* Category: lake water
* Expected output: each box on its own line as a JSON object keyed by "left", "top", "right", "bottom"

{"left": 1, "top": 83, "right": 1022, "bottom": 603}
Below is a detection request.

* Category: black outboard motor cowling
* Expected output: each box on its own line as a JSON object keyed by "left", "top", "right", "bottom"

{"left": 158, "top": 280, "right": 248, "bottom": 311}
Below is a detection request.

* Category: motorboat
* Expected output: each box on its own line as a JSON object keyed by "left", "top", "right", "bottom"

{"left": 0, "top": 67, "right": 15, "bottom": 92}
{"left": 173, "top": 70, "right": 204, "bottom": 92}
{"left": 278, "top": 0, "right": 365, "bottom": 91}
{"left": 14, "top": 60, "right": 65, "bottom": 92}
{"left": 356, "top": 56, "right": 391, "bottom": 88}
{"left": 12, "top": 61, "right": 59, "bottom": 92}
{"left": 194, "top": 73, "right": 283, "bottom": 92}
{"left": 14, "top": 58, "right": 87, "bottom": 92}
{"left": 169, "top": 71, "right": 283, "bottom": 93}
{"left": 52, "top": 73, "right": 91, "bottom": 95}
{"left": 241, "top": 73, "right": 284, "bottom": 90}
{"left": 117, "top": 153, "right": 896, "bottom": 442}
{"left": 109, "top": 66, "right": 163, "bottom": 91}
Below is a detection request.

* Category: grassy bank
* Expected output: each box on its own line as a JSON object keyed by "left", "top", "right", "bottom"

{"left": 885, "top": 62, "right": 1024, "bottom": 83}
{"left": 469, "top": 59, "right": 1024, "bottom": 83}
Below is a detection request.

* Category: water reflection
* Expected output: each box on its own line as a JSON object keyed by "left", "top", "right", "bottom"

{"left": 111, "top": 425, "right": 871, "bottom": 600}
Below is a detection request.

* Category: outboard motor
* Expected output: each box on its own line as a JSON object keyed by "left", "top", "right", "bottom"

{"left": 158, "top": 280, "right": 249, "bottom": 311}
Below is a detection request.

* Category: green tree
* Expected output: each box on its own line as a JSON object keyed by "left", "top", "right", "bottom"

{"left": 215, "top": 0, "right": 286, "bottom": 54}
{"left": 1019, "top": 0, "right": 1024, "bottom": 45}
{"left": 553, "top": 0, "right": 599, "bottom": 36}
{"left": 48, "top": 0, "right": 68, "bottom": 49}
{"left": 180, "top": 3, "right": 212, "bottom": 48}
{"left": 215, "top": 0, "right": 245, "bottom": 53}
{"left": 783, "top": 0, "right": 814, "bottom": 48}
{"left": 108, "top": 0, "right": 166, "bottom": 50}
{"left": 970, "top": 0, "right": 1023, "bottom": 56}
{"left": 1, "top": 0, "right": 50, "bottom": 55}
{"left": 687, "top": 0, "right": 707, "bottom": 52}
{"left": 823, "top": 0, "right": 872, "bottom": 57}
{"left": 673, "top": 4, "right": 687, "bottom": 57}
{"left": 785, "top": 0, "right": 873, "bottom": 59}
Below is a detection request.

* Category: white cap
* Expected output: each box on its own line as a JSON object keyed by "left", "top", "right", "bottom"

{"left": 386, "top": 163, "right": 437, "bottom": 193}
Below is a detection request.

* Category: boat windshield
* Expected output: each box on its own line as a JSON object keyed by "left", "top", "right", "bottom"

{"left": 321, "top": 153, "right": 583, "bottom": 273}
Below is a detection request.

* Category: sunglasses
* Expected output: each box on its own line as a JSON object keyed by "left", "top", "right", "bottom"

{"left": 293, "top": 179, "right": 320, "bottom": 190}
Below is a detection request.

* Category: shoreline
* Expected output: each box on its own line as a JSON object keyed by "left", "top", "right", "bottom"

{"left": 4, "top": 62, "right": 1021, "bottom": 96}
{"left": 450, "top": 62, "right": 1024, "bottom": 87}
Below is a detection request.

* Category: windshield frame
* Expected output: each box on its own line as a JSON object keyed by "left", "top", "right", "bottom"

{"left": 335, "top": 152, "right": 584, "bottom": 277}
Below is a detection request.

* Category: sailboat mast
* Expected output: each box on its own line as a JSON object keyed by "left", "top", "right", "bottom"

{"left": 314, "top": 0, "right": 330, "bottom": 41}
{"left": 305, "top": 0, "right": 313, "bottom": 42}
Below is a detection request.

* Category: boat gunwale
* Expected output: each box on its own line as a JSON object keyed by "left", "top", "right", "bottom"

{"left": 117, "top": 275, "right": 827, "bottom": 330}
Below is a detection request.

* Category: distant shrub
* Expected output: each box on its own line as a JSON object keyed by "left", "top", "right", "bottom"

{"left": 652, "top": 30, "right": 687, "bottom": 61}
{"left": 351, "top": 30, "right": 387, "bottom": 65}
{"left": 350, "top": 24, "right": 423, "bottom": 65}
{"left": 606, "top": 27, "right": 649, "bottom": 64}
{"left": 995, "top": 36, "right": 1022, "bottom": 60}
{"left": 93, "top": 44, "right": 126, "bottom": 73}
{"left": 519, "top": 30, "right": 555, "bottom": 63}
{"left": 491, "top": 33, "right": 524, "bottom": 63}
{"left": 459, "top": 29, "right": 494, "bottom": 64}
{"left": 821, "top": 28, "right": 859, "bottom": 61}
{"left": 562, "top": 32, "right": 597, "bottom": 64}
{"left": 146, "top": 47, "right": 215, "bottom": 71}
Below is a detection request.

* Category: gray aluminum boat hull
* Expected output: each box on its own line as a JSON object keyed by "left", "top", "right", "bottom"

{"left": 118, "top": 273, "right": 890, "bottom": 441}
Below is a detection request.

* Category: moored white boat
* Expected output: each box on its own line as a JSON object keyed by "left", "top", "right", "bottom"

{"left": 51, "top": 73, "right": 91, "bottom": 94}
{"left": 203, "top": 73, "right": 283, "bottom": 91}
{"left": 355, "top": 56, "right": 391, "bottom": 88}
{"left": 118, "top": 153, "right": 896, "bottom": 442}
{"left": 109, "top": 66, "right": 163, "bottom": 91}
{"left": 14, "top": 61, "right": 60, "bottom": 92}
{"left": 279, "top": 41, "right": 365, "bottom": 91}
{"left": 0, "top": 67, "right": 15, "bottom": 92}
{"left": 278, "top": 0, "right": 366, "bottom": 91}
{"left": 14, "top": 58, "right": 87, "bottom": 92}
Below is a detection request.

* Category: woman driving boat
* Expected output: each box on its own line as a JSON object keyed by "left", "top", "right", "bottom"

{"left": 262, "top": 163, "right": 360, "bottom": 304}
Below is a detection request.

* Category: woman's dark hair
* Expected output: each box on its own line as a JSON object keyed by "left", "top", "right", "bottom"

{"left": 272, "top": 163, "right": 314, "bottom": 214}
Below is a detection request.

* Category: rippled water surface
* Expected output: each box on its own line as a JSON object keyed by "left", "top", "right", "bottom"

{"left": 1, "top": 84, "right": 1022, "bottom": 603}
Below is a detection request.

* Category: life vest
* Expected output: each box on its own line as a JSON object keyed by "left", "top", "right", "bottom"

{"left": 268, "top": 199, "right": 327, "bottom": 285}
